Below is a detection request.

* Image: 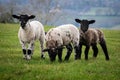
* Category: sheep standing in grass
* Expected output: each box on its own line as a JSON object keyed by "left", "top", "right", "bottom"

{"left": 75, "top": 19, "right": 109, "bottom": 60}
{"left": 12, "top": 14, "right": 45, "bottom": 60}
{"left": 43, "top": 24, "right": 80, "bottom": 61}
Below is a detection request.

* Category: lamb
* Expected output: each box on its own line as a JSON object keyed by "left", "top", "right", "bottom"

{"left": 12, "top": 14, "right": 45, "bottom": 60}
{"left": 43, "top": 24, "right": 80, "bottom": 61}
{"left": 75, "top": 19, "right": 109, "bottom": 60}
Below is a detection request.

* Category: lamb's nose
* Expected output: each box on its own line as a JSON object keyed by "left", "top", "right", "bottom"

{"left": 21, "top": 22, "right": 26, "bottom": 29}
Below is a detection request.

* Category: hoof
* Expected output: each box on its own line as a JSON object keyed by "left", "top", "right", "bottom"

{"left": 23, "top": 55, "right": 27, "bottom": 59}
{"left": 106, "top": 58, "right": 109, "bottom": 61}
{"left": 26, "top": 55, "right": 31, "bottom": 60}
{"left": 75, "top": 57, "right": 81, "bottom": 60}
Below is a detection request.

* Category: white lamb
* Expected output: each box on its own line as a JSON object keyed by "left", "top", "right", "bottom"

{"left": 43, "top": 24, "right": 80, "bottom": 62}
{"left": 12, "top": 14, "right": 45, "bottom": 60}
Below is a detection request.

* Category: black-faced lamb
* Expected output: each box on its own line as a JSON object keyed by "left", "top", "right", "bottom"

{"left": 75, "top": 19, "right": 109, "bottom": 60}
{"left": 12, "top": 14, "right": 45, "bottom": 60}
{"left": 43, "top": 24, "right": 80, "bottom": 61}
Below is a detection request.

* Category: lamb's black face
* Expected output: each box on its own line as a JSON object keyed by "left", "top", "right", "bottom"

{"left": 48, "top": 49, "right": 57, "bottom": 61}
{"left": 75, "top": 19, "right": 95, "bottom": 33}
{"left": 80, "top": 20, "right": 89, "bottom": 32}
{"left": 19, "top": 15, "right": 29, "bottom": 28}
{"left": 12, "top": 14, "right": 35, "bottom": 29}
{"left": 42, "top": 46, "right": 64, "bottom": 62}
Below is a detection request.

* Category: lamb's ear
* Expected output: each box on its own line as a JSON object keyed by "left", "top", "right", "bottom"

{"left": 12, "top": 15, "right": 20, "bottom": 19}
{"left": 29, "top": 15, "right": 35, "bottom": 19}
{"left": 42, "top": 49, "right": 49, "bottom": 52}
{"left": 89, "top": 20, "right": 95, "bottom": 24}
{"left": 75, "top": 19, "right": 81, "bottom": 23}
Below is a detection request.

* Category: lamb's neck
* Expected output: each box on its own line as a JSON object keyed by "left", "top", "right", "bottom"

{"left": 80, "top": 29, "right": 86, "bottom": 39}
{"left": 21, "top": 22, "right": 32, "bottom": 36}
{"left": 23, "top": 21, "right": 31, "bottom": 32}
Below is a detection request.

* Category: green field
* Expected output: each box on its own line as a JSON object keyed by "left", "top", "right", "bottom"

{"left": 0, "top": 23, "right": 120, "bottom": 80}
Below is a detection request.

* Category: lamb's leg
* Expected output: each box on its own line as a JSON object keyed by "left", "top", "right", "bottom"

{"left": 21, "top": 41, "right": 27, "bottom": 59}
{"left": 92, "top": 44, "right": 98, "bottom": 58}
{"left": 27, "top": 41, "right": 34, "bottom": 60}
{"left": 65, "top": 44, "right": 73, "bottom": 61}
{"left": 85, "top": 46, "right": 90, "bottom": 60}
{"left": 75, "top": 43, "right": 82, "bottom": 60}
{"left": 74, "top": 46, "right": 80, "bottom": 60}
{"left": 79, "top": 44, "right": 82, "bottom": 59}
{"left": 39, "top": 38, "right": 45, "bottom": 59}
{"left": 58, "top": 48, "right": 63, "bottom": 62}
{"left": 100, "top": 39, "right": 109, "bottom": 60}
{"left": 22, "top": 49, "right": 26, "bottom": 59}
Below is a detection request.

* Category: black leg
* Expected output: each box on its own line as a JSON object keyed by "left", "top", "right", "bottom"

{"left": 92, "top": 44, "right": 98, "bottom": 58}
{"left": 22, "top": 49, "right": 26, "bottom": 59}
{"left": 65, "top": 44, "right": 73, "bottom": 61}
{"left": 84, "top": 46, "right": 90, "bottom": 60}
{"left": 100, "top": 39, "right": 109, "bottom": 60}
{"left": 22, "top": 49, "right": 26, "bottom": 55}
{"left": 77, "top": 43, "right": 82, "bottom": 59}
{"left": 74, "top": 44, "right": 81, "bottom": 60}
{"left": 58, "top": 48, "right": 63, "bottom": 62}
{"left": 28, "top": 49, "right": 32, "bottom": 55}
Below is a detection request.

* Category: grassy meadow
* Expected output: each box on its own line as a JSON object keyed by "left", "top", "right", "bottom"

{"left": 0, "top": 23, "right": 120, "bottom": 80}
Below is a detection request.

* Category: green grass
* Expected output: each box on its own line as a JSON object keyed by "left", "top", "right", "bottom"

{"left": 0, "top": 23, "right": 120, "bottom": 80}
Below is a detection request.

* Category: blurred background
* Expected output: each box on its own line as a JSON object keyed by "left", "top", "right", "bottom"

{"left": 0, "top": 0, "right": 120, "bottom": 29}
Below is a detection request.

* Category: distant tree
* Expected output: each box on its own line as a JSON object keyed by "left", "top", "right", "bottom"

{"left": 29, "top": 0, "right": 62, "bottom": 25}
{"left": 0, "top": 0, "right": 18, "bottom": 23}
